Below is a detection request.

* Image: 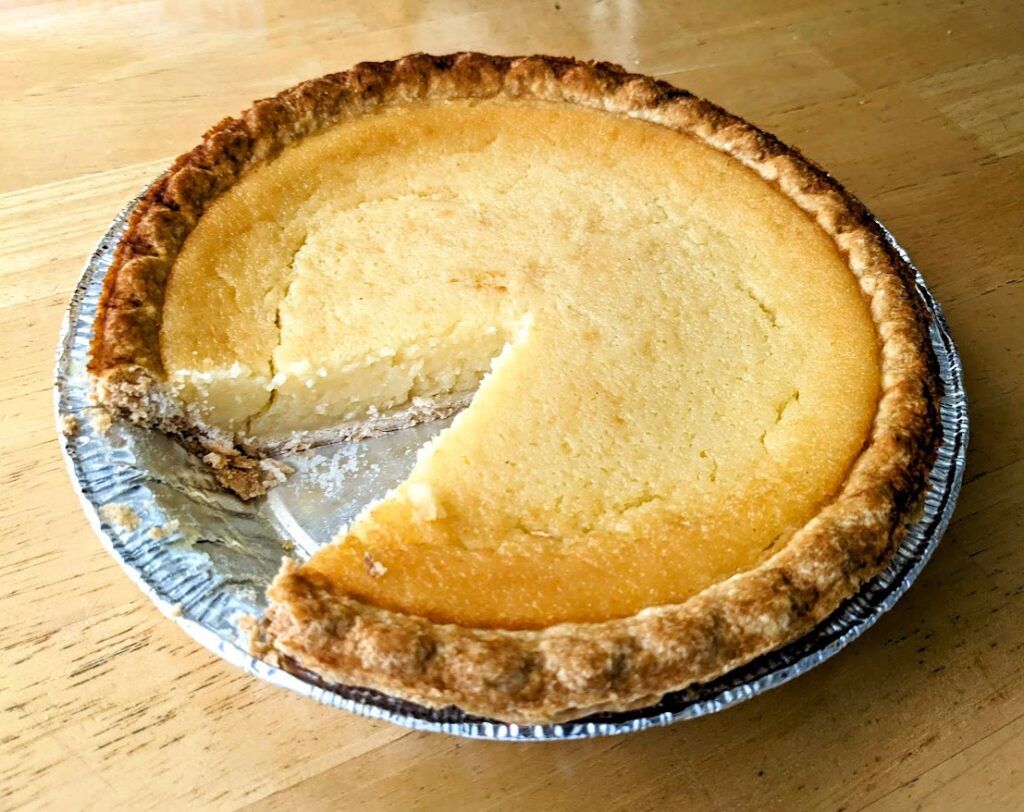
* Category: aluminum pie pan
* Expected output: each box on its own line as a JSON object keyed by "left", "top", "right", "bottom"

{"left": 55, "top": 187, "right": 968, "bottom": 742}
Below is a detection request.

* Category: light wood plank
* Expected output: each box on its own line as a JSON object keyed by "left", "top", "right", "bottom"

{"left": 1, "top": 1, "right": 1021, "bottom": 809}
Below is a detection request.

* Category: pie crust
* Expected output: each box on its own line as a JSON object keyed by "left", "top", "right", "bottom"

{"left": 90, "top": 53, "right": 941, "bottom": 723}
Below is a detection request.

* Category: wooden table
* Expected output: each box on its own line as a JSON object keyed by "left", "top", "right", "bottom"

{"left": 2, "top": 1, "right": 1021, "bottom": 809}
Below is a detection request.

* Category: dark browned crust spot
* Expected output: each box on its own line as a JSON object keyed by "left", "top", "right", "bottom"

{"left": 90, "top": 53, "right": 942, "bottom": 723}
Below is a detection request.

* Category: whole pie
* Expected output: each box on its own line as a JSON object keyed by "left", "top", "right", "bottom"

{"left": 89, "top": 53, "right": 941, "bottom": 723}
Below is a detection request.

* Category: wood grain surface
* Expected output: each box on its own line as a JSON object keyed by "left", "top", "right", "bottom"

{"left": 1, "top": 1, "right": 1022, "bottom": 809}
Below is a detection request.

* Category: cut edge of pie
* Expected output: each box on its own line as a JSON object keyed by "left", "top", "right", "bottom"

{"left": 89, "top": 53, "right": 942, "bottom": 723}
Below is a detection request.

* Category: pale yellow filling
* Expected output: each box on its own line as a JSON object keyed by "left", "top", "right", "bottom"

{"left": 161, "top": 101, "right": 881, "bottom": 628}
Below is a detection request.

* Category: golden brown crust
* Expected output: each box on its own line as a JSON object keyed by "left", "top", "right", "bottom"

{"left": 91, "top": 53, "right": 942, "bottom": 723}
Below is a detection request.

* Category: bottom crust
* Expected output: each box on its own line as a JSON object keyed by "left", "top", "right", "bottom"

{"left": 242, "top": 390, "right": 474, "bottom": 456}
{"left": 277, "top": 654, "right": 666, "bottom": 724}
{"left": 137, "top": 388, "right": 475, "bottom": 500}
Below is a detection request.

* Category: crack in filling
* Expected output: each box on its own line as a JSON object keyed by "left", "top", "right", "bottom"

{"left": 242, "top": 234, "right": 309, "bottom": 439}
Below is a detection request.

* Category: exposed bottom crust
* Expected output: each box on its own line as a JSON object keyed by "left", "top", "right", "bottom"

{"left": 97, "top": 372, "right": 475, "bottom": 500}
{"left": 220, "top": 391, "right": 472, "bottom": 498}
{"left": 242, "top": 390, "right": 474, "bottom": 456}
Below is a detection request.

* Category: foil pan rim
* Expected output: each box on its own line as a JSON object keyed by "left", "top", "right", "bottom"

{"left": 55, "top": 189, "right": 968, "bottom": 742}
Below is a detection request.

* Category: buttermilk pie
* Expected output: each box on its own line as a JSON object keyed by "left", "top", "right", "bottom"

{"left": 89, "top": 53, "right": 941, "bottom": 723}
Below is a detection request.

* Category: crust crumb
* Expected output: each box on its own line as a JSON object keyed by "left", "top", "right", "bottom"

{"left": 89, "top": 407, "right": 113, "bottom": 435}
{"left": 202, "top": 451, "right": 228, "bottom": 469}
{"left": 191, "top": 438, "right": 295, "bottom": 500}
{"left": 260, "top": 458, "right": 293, "bottom": 484}
{"left": 99, "top": 503, "right": 140, "bottom": 532}
{"left": 60, "top": 414, "right": 79, "bottom": 438}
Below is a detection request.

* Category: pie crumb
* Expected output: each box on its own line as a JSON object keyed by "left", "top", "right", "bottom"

{"left": 99, "top": 503, "right": 139, "bottom": 532}
{"left": 259, "top": 458, "right": 293, "bottom": 485}
{"left": 364, "top": 552, "right": 387, "bottom": 578}
{"left": 202, "top": 451, "right": 228, "bottom": 469}
{"left": 60, "top": 414, "right": 79, "bottom": 438}
{"left": 169, "top": 603, "right": 183, "bottom": 617}
{"left": 89, "top": 408, "right": 113, "bottom": 435}
{"left": 193, "top": 438, "right": 295, "bottom": 501}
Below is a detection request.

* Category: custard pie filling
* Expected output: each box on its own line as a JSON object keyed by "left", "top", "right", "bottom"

{"left": 159, "top": 100, "right": 881, "bottom": 628}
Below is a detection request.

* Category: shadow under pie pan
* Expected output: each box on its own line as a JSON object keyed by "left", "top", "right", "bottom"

{"left": 57, "top": 180, "right": 967, "bottom": 741}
